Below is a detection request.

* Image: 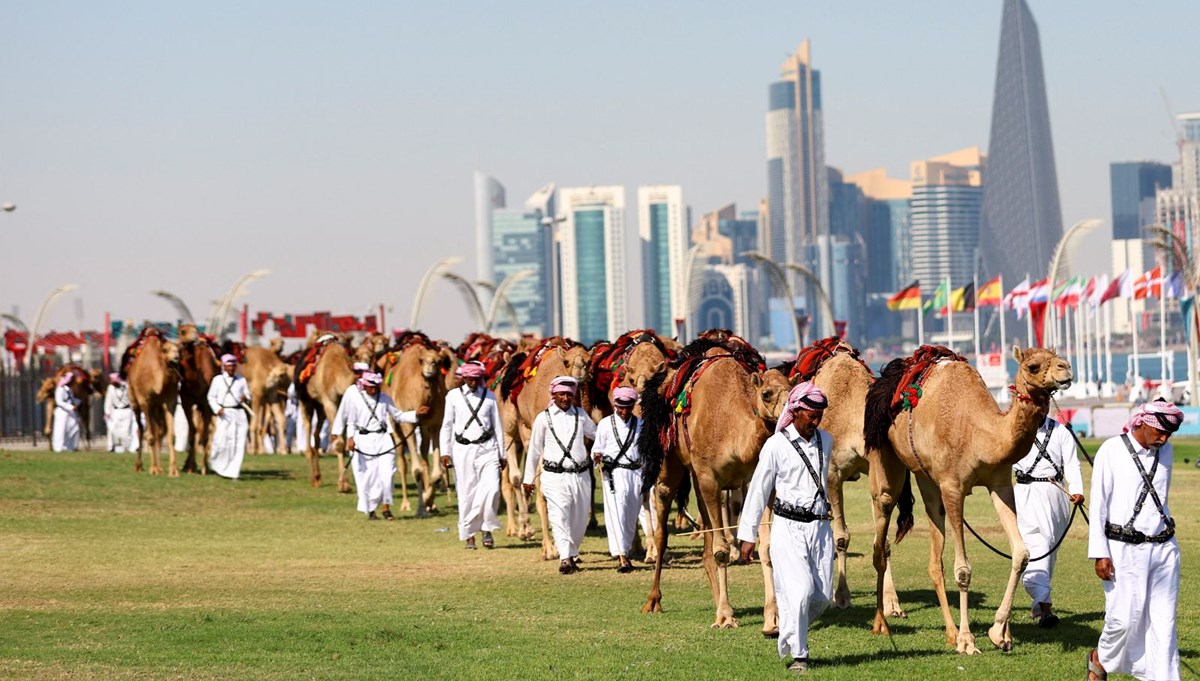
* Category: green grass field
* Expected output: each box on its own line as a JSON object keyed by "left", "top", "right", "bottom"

{"left": 1, "top": 441, "right": 1197, "bottom": 680}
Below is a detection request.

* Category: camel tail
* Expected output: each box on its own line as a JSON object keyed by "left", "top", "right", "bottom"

{"left": 674, "top": 474, "right": 691, "bottom": 518}
{"left": 895, "top": 470, "right": 914, "bottom": 543}
{"left": 638, "top": 370, "right": 671, "bottom": 497}
{"left": 864, "top": 357, "right": 906, "bottom": 453}
{"left": 499, "top": 352, "right": 527, "bottom": 401}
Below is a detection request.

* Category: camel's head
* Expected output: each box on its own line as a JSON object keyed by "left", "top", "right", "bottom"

{"left": 417, "top": 347, "right": 442, "bottom": 380}
{"left": 751, "top": 368, "right": 792, "bottom": 423}
{"left": 161, "top": 341, "right": 181, "bottom": 365}
{"left": 269, "top": 337, "right": 285, "bottom": 355}
{"left": 1012, "top": 345, "right": 1073, "bottom": 396}
{"left": 561, "top": 346, "right": 591, "bottom": 382}
{"left": 622, "top": 345, "right": 668, "bottom": 392}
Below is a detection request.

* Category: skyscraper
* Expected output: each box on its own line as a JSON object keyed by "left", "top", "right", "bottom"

{"left": 979, "top": 0, "right": 1063, "bottom": 285}
{"left": 1111, "top": 162, "right": 1171, "bottom": 240}
{"left": 690, "top": 203, "right": 762, "bottom": 342}
{"left": 473, "top": 172, "right": 506, "bottom": 282}
{"left": 766, "top": 39, "right": 828, "bottom": 288}
{"left": 558, "top": 186, "right": 627, "bottom": 344}
{"left": 638, "top": 185, "right": 688, "bottom": 336}
{"left": 910, "top": 147, "right": 986, "bottom": 294}
{"left": 845, "top": 167, "right": 913, "bottom": 344}
{"left": 490, "top": 184, "right": 555, "bottom": 337}
{"left": 1156, "top": 114, "right": 1200, "bottom": 261}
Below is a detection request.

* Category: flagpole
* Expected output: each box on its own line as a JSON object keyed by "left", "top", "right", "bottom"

{"left": 1159, "top": 284, "right": 1168, "bottom": 384}
{"left": 1025, "top": 272, "right": 1033, "bottom": 348}
{"left": 1105, "top": 299, "right": 1113, "bottom": 396}
{"left": 946, "top": 276, "right": 953, "bottom": 352}
{"left": 973, "top": 276, "right": 981, "bottom": 359}
{"left": 999, "top": 276, "right": 1008, "bottom": 384}
{"left": 916, "top": 307, "right": 923, "bottom": 346}
{"left": 1130, "top": 297, "right": 1140, "bottom": 386}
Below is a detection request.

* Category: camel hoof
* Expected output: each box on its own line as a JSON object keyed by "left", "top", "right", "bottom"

{"left": 310, "top": 479, "right": 321, "bottom": 489}
{"left": 150, "top": 466, "right": 163, "bottom": 476}
{"left": 833, "top": 588, "right": 852, "bottom": 610}
{"left": 710, "top": 616, "right": 739, "bottom": 629}
{"left": 169, "top": 468, "right": 180, "bottom": 478}
{"left": 988, "top": 623, "right": 1013, "bottom": 652}
{"left": 870, "top": 612, "right": 891, "bottom": 637}
{"left": 762, "top": 628, "right": 780, "bottom": 639}
{"left": 399, "top": 500, "right": 412, "bottom": 512}
{"left": 956, "top": 633, "right": 980, "bottom": 655}
{"left": 338, "top": 483, "right": 352, "bottom": 494}
{"left": 135, "top": 462, "right": 144, "bottom": 473}
{"left": 641, "top": 599, "right": 663, "bottom": 614}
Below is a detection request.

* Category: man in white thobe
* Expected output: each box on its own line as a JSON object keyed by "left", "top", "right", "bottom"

{"left": 103, "top": 373, "right": 136, "bottom": 453}
{"left": 1087, "top": 399, "right": 1182, "bottom": 681}
{"left": 52, "top": 373, "right": 81, "bottom": 452}
{"left": 739, "top": 382, "right": 834, "bottom": 674}
{"left": 332, "top": 371, "right": 427, "bottom": 520}
{"left": 284, "top": 383, "right": 299, "bottom": 453}
{"left": 207, "top": 354, "right": 251, "bottom": 479}
{"left": 1014, "top": 416, "right": 1085, "bottom": 627}
{"left": 522, "top": 376, "right": 597, "bottom": 575}
{"left": 592, "top": 386, "right": 643, "bottom": 572}
{"left": 439, "top": 360, "right": 506, "bottom": 549}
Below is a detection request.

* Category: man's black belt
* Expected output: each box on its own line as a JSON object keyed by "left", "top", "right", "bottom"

{"left": 603, "top": 461, "right": 641, "bottom": 471}
{"left": 358, "top": 427, "right": 386, "bottom": 435}
{"left": 1015, "top": 470, "right": 1062, "bottom": 485}
{"left": 543, "top": 460, "right": 589, "bottom": 474}
{"left": 1104, "top": 521, "right": 1175, "bottom": 545}
{"left": 455, "top": 428, "right": 494, "bottom": 445}
{"left": 772, "top": 499, "right": 831, "bottom": 523}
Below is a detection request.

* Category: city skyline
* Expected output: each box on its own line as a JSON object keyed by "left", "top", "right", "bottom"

{"left": 2, "top": 2, "right": 1198, "bottom": 342}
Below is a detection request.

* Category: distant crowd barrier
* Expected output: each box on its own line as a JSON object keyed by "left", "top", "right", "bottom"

{"left": 1059, "top": 405, "right": 1200, "bottom": 438}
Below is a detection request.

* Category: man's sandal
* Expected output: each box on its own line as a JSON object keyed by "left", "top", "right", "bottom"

{"left": 482, "top": 533, "right": 494, "bottom": 549}
{"left": 465, "top": 539, "right": 477, "bottom": 550}
{"left": 1087, "top": 650, "right": 1107, "bottom": 680}
{"left": 381, "top": 510, "right": 395, "bottom": 521}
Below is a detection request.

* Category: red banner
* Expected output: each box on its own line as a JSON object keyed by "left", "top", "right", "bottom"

{"left": 1029, "top": 301, "right": 1048, "bottom": 346}
{"left": 250, "top": 312, "right": 379, "bottom": 338}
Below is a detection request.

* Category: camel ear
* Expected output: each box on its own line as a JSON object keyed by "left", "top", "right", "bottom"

{"left": 1011, "top": 345, "right": 1023, "bottom": 363}
{"left": 751, "top": 373, "right": 762, "bottom": 388}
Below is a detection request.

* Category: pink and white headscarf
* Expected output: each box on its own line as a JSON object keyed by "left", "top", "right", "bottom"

{"left": 57, "top": 373, "right": 74, "bottom": 387}
{"left": 108, "top": 373, "right": 121, "bottom": 385}
{"left": 220, "top": 354, "right": 238, "bottom": 366}
{"left": 549, "top": 376, "right": 578, "bottom": 395}
{"left": 455, "top": 361, "right": 486, "bottom": 379}
{"left": 611, "top": 386, "right": 639, "bottom": 408}
{"left": 775, "top": 381, "right": 828, "bottom": 433}
{"left": 357, "top": 371, "right": 383, "bottom": 389}
{"left": 1124, "top": 399, "right": 1183, "bottom": 434}
{"left": 352, "top": 362, "right": 370, "bottom": 373}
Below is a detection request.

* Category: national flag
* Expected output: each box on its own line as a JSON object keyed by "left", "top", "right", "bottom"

{"left": 1134, "top": 267, "right": 1161, "bottom": 300}
{"left": 977, "top": 276, "right": 1003, "bottom": 307}
{"left": 1028, "top": 278, "right": 1050, "bottom": 303}
{"left": 923, "top": 280, "right": 952, "bottom": 315}
{"left": 1003, "top": 276, "right": 1031, "bottom": 317}
{"left": 950, "top": 283, "right": 975, "bottom": 312}
{"left": 1163, "top": 271, "right": 1184, "bottom": 299}
{"left": 1088, "top": 273, "right": 1109, "bottom": 308}
{"left": 886, "top": 280, "right": 922, "bottom": 311}
{"left": 1100, "top": 269, "right": 1130, "bottom": 304}
{"left": 1054, "top": 277, "right": 1084, "bottom": 309}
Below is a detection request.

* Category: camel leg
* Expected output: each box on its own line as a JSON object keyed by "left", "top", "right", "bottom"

{"left": 759, "top": 507, "right": 779, "bottom": 637}
{"left": 694, "top": 470, "right": 737, "bottom": 629}
{"left": 165, "top": 405, "right": 178, "bottom": 477}
{"left": 986, "top": 484, "right": 1027, "bottom": 653}
{"left": 868, "top": 449, "right": 907, "bottom": 637}
{"left": 272, "top": 403, "right": 287, "bottom": 455}
{"left": 828, "top": 463, "right": 853, "bottom": 609}
{"left": 147, "top": 409, "right": 164, "bottom": 476}
{"left": 392, "top": 434, "right": 411, "bottom": 512}
{"left": 641, "top": 467, "right": 678, "bottom": 614}
{"left": 303, "top": 407, "right": 322, "bottom": 488}
{"left": 916, "top": 477, "right": 957, "bottom": 645}
{"left": 423, "top": 426, "right": 445, "bottom": 509}
{"left": 133, "top": 408, "right": 145, "bottom": 472}
{"left": 942, "top": 486, "right": 979, "bottom": 655}
{"left": 535, "top": 465, "right": 559, "bottom": 561}
{"left": 43, "top": 400, "right": 53, "bottom": 450}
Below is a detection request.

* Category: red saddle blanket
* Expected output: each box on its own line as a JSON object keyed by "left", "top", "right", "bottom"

{"left": 890, "top": 345, "right": 967, "bottom": 412}
{"left": 788, "top": 336, "right": 872, "bottom": 383}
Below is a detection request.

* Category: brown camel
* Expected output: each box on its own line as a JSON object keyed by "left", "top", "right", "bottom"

{"left": 864, "top": 346, "right": 1072, "bottom": 654}
{"left": 380, "top": 334, "right": 453, "bottom": 516}
{"left": 126, "top": 330, "right": 181, "bottom": 476}
{"left": 38, "top": 365, "right": 99, "bottom": 449}
{"left": 295, "top": 338, "right": 356, "bottom": 490}
{"left": 354, "top": 332, "right": 390, "bottom": 366}
{"left": 638, "top": 338, "right": 791, "bottom": 630}
{"left": 176, "top": 324, "right": 220, "bottom": 474}
{"left": 497, "top": 337, "right": 591, "bottom": 555}
{"left": 243, "top": 346, "right": 292, "bottom": 454}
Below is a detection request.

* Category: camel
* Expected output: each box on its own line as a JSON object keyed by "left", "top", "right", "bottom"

{"left": 497, "top": 337, "right": 591, "bottom": 556}
{"left": 354, "top": 332, "right": 390, "bottom": 366}
{"left": 176, "top": 324, "right": 219, "bottom": 474}
{"left": 864, "top": 346, "right": 1072, "bottom": 654}
{"left": 380, "top": 332, "right": 454, "bottom": 516}
{"left": 638, "top": 338, "right": 791, "bottom": 630}
{"left": 125, "top": 329, "right": 181, "bottom": 476}
{"left": 37, "top": 365, "right": 100, "bottom": 449}
{"left": 243, "top": 346, "right": 292, "bottom": 454}
{"left": 294, "top": 337, "right": 356, "bottom": 490}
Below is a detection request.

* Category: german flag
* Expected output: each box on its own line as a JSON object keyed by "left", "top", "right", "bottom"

{"left": 886, "top": 280, "right": 922, "bottom": 311}
{"left": 976, "top": 276, "right": 1002, "bottom": 307}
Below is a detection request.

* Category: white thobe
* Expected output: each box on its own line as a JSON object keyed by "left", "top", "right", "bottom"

{"left": 439, "top": 385, "right": 507, "bottom": 540}
{"left": 523, "top": 404, "right": 597, "bottom": 559}
{"left": 284, "top": 384, "right": 299, "bottom": 452}
{"left": 331, "top": 389, "right": 418, "bottom": 514}
{"left": 737, "top": 425, "right": 834, "bottom": 661}
{"left": 104, "top": 384, "right": 136, "bottom": 453}
{"left": 593, "top": 413, "right": 644, "bottom": 557}
{"left": 52, "top": 384, "right": 81, "bottom": 452}
{"left": 207, "top": 373, "right": 250, "bottom": 479}
{"left": 1013, "top": 418, "right": 1084, "bottom": 616}
{"left": 1089, "top": 434, "right": 1180, "bottom": 680}
{"left": 174, "top": 400, "right": 189, "bottom": 453}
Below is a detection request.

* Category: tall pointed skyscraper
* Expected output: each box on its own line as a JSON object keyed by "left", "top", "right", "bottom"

{"left": 979, "top": 0, "right": 1062, "bottom": 285}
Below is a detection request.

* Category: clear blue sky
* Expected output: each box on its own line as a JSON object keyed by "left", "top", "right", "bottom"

{"left": 2, "top": 1, "right": 1196, "bottom": 342}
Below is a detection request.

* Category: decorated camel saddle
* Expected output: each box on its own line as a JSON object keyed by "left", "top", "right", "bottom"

{"left": 657, "top": 337, "right": 765, "bottom": 450}
{"left": 499, "top": 336, "right": 581, "bottom": 403}
{"left": 886, "top": 345, "right": 967, "bottom": 415}
{"left": 588, "top": 329, "right": 676, "bottom": 393}
{"left": 786, "top": 336, "right": 873, "bottom": 383}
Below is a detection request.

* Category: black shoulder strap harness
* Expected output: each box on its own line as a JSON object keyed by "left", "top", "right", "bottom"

{"left": 601, "top": 415, "right": 639, "bottom": 493}
{"left": 542, "top": 407, "right": 583, "bottom": 473}
{"left": 772, "top": 431, "right": 831, "bottom": 522}
{"left": 219, "top": 376, "right": 240, "bottom": 408}
{"left": 1104, "top": 434, "right": 1176, "bottom": 545}
{"left": 454, "top": 386, "right": 494, "bottom": 445}
{"left": 113, "top": 385, "right": 130, "bottom": 409}
{"left": 1015, "top": 420, "right": 1064, "bottom": 484}
{"left": 356, "top": 388, "right": 387, "bottom": 435}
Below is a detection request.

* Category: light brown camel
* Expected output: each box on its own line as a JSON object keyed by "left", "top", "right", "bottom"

{"left": 243, "top": 346, "right": 292, "bottom": 454}
{"left": 176, "top": 324, "right": 220, "bottom": 474}
{"left": 354, "top": 332, "right": 389, "bottom": 365}
{"left": 787, "top": 345, "right": 905, "bottom": 614}
{"left": 864, "top": 346, "right": 1072, "bottom": 654}
{"left": 37, "top": 365, "right": 99, "bottom": 449}
{"left": 126, "top": 331, "right": 181, "bottom": 476}
{"left": 638, "top": 338, "right": 791, "bottom": 630}
{"left": 295, "top": 339, "right": 356, "bottom": 491}
{"left": 497, "top": 338, "right": 591, "bottom": 555}
{"left": 380, "top": 337, "right": 453, "bottom": 516}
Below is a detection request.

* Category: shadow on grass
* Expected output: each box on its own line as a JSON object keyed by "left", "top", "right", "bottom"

{"left": 239, "top": 469, "right": 295, "bottom": 481}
